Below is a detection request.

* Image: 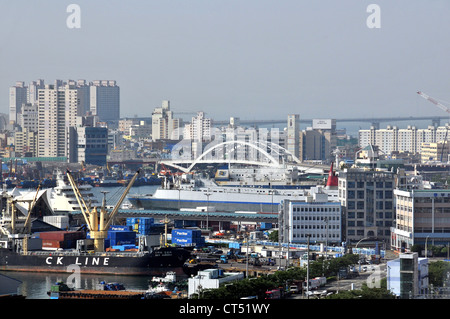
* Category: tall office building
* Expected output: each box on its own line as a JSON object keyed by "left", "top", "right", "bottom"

{"left": 151, "top": 100, "right": 182, "bottom": 141}
{"left": 37, "top": 82, "right": 82, "bottom": 157}
{"left": 286, "top": 114, "right": 300, "bottom": 160}
{"left": 299, "top": 119, "right": 337, "bottom": 163}
{"left": 72, "top": 79, "right": 90, "bottom": 115}
{"left": 90, "top": 80, "right": 120, "bottom": 121}
{"left": 67, "top": 122, "right": 108, "bottom": 166}
{"left": 9, "top": 81, "right": 28, "bottom": 124}
{"left": 338, "top": 169, "right": 395, "bottom": 245}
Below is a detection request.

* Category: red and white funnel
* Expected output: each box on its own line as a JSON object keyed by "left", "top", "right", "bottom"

{"left": 326, "top": 162, "right": 338, "bottom": 189}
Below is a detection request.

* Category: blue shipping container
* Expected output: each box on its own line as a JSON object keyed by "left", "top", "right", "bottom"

{"left": 109, "top": 225, "right": 131, "bottom": 231}
{"left": 172, "top": 229, "right": 201, "bottom": 238}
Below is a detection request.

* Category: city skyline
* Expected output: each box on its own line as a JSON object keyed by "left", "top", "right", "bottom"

{"left": 1, "top": 1, "right": 450, "bottom": 121}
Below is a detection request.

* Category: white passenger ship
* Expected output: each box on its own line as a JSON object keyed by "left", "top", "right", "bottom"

{"left": 128, "top": 165, "right": 338, "bottom": 213}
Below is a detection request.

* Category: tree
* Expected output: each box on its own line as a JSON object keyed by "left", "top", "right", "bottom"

{"left": 268, "top": 230, "right": 278, "bottom": 242}
{"left": 327, "top": 279, "right": 396, "bottom": 299}
{"left": 428, "top": 260, "right": 450, "bottom": 287}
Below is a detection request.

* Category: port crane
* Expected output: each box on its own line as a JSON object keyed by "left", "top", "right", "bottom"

{"left": 66, "top": 169, "right": 141, "bottom": 253}
{"left": 417, "top": 91, "right": 450, "bottom": 162}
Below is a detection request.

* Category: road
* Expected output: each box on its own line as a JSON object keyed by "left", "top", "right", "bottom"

{"left": 289, "top": 263, "right": 388, "bottom": 299}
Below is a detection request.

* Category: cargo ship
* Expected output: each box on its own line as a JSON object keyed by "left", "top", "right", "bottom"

{"left": 0, "top": 232, "right": 192, "bottom": 276}
{"left": 0, "top": 170, "right": 194, "bottom": 277}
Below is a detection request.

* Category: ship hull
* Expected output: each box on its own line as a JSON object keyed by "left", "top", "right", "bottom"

{"left": 0, "top": 247, "right": 191, "bottom": 276}
{"left": 128, "top": 182, "right": 338, "bottom": 213}
{"left": 128, "top": 196, "right": 278, "bottom": 213}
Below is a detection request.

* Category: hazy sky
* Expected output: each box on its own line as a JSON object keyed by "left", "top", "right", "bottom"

{"left": 1, "top": 0, "right": 450, "bottom": 122}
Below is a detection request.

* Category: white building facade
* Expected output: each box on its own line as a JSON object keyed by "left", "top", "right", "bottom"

{"left": 359, "top": 125, "right": 450, "bottom": 156}
{"left": 279, "top": 193, "right": 342, "bottom": 245}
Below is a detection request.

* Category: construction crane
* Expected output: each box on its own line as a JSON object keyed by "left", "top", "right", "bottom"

{"left": 417, "top": 91, "right": 450, "bottom": 162}
{"left": 66, "top": 169, "right": 141, "bottom": 253}
{"left": 417, "top": 91, "right": 450, "bottom": 115}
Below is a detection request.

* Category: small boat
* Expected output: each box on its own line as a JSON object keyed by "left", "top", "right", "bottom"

{"left": 48, "top": 281, "right": 146, "bottom": 299}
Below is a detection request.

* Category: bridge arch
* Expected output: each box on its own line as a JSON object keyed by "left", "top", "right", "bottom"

{"left": 187, "top": 140, "right": 280, "bottom": 172}
{"left": 163, "top": 140, "right": 289, "bottom": 173}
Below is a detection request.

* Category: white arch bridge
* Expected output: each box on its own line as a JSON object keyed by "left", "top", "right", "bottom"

{"left": 160, "top": 140, "right": 327, "bottom": 174}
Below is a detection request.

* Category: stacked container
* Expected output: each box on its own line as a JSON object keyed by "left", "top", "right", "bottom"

{"left": 107, "top": 229, "right": 136, "bottom": 247}
{"left": 126, "top": 217, "right": 155, "bottom": 235}
{"left": 229, "top": 242, "right": 241, "bottom": 250}
{"left": 38, "top": 231, "right": 85, "bottom": 250}
{"left": 171, "top": 228, "right": 205, "bottom": 247}
{"left": 43, "top": 215, "right": 70, "bottom": 230}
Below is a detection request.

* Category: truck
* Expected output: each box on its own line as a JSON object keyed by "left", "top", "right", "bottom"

{"left": 289, "top": 280, "right": 304, "bottom": 294}
{"left": 303, "top": 277, "right": 326, "bottom": 290}
{"left": 265, "top": 289, "right": 281, "bottom": 299}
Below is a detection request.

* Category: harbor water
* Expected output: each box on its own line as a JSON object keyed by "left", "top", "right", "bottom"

{"left": 3, "top": 184, "right": 162, "bottom": 299}
{"left": 0, "top": 270, "right": 154, "bottom": 299}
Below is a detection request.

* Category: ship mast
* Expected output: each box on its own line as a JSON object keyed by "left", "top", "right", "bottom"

{"left": 66, "top": 169, "right": 141, "bottom": 253}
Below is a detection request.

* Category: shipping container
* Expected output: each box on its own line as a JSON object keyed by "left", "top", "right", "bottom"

{"left": 43, "top": 216, "right": 70, "bottom": 229}
{"left": 259, "top": 222, "right": 272, "bottom": 230}
{"left": 172, "top": 229, "right": 202, "bottom": 238}
{"left": 106, "top": 230, "right": 136, "bottom": 246}
{"left": 172, "top": 236, "right": 205, "bottom": 246}
{"left": 38, "top": 231, "right": 85, "bottom": 241}
{"left": 41, "top": 239, "right": 76, "bottom": 249}
{"left": 109, "top": 225, "right": 131, "bottom": 231}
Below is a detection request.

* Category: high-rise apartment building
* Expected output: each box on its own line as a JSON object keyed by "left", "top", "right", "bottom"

{"left": 359, "top": 125, "right": 450, "bottom": 156}
{"left": 151, "top": 100, "right": 182, "bottom": 141}
{"left": 90, "top": 80, "right": 120, "bottom": 121}
{"left": 37, "top": 82, "right": 82, "bottom": 157}
{"left": 10, "top": 79, "right": 109, "bottom": 128}
{"left": 183, "top": 111, "right": 212, "bottom": 141}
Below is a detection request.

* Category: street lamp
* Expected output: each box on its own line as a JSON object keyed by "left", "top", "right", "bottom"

{"left": 204, "top": 189, "right": 212, "bottom": 230}
{"left": 425, "top": 235, "right": 430, "bottom": 258}
{"left": 324, "top": 217, "right": 328, "bottom": 260}
{"left": 306, "top": 234, "right": 311, "bottom": 298}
